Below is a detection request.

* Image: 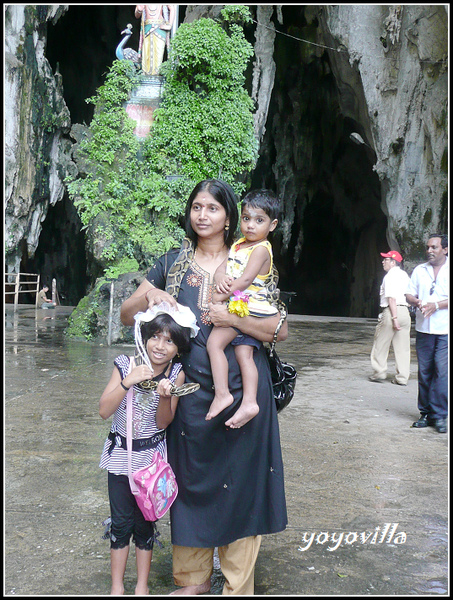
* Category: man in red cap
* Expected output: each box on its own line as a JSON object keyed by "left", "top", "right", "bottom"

{"left": 369, "top": 250, "right": 411, "bottom": 385}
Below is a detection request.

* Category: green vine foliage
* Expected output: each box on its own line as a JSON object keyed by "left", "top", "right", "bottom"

{"left": 144, "top": 8, "right": 258, "bottom": 194}
{"left": 65, "top": 6, "right": 257, "bottom": 281}
{"left": 65, "top": 60, "right": 187, "bottom": 275}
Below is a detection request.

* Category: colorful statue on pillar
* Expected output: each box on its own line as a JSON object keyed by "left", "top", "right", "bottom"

{"left": 135, "top": 4, "right": 176, "bottom": 75}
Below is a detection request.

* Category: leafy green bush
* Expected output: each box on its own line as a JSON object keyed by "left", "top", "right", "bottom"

{"left": 104, "top": 257, "right": 140, "bottom": 279}
{"left": 65, "top": 60, "right": 187, "bottom": 276}
{"left": 66, "top": 6, "right": 257, "bottom": 282}
{"left": 144, "top": 10, "right": 257, "bottom": 194}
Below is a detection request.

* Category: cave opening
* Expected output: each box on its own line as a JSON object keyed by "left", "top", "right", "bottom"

{"left": 23, "top": 193, "right": 89, "bottom": 306}
{"left": 46, "top": 5, "right": 141, "bottom": 124}
{"left": 39, "top": 4, "right": 387, "bottom": 317}
{"left": 251, "top": 5, "right": 387, "bottom": 317}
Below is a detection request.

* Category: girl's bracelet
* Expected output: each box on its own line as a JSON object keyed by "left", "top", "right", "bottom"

{"left": 120, "top": 380, "right": 130, "bottom": 391}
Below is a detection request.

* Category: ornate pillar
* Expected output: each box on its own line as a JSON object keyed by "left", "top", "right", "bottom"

{"left": 125, "top": 75, "right": 163, "bottom": 138}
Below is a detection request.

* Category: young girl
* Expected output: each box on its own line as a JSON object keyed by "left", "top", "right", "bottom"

{"left": 99, "top": 301, "right": 199, "bottom": 595}
{"left": 206, "top": 189, "right": 280, "bottom": 429}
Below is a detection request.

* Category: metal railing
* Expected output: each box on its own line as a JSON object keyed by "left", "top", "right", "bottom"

{"left": 5, "top": 274, "right": 61, "bottom": 309}
{"left": 5, "top": 273, "right": 41, "bottom": 307}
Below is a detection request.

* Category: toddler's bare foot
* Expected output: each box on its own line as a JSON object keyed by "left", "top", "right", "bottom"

{"left": 169, "top": 580, "right": 211, "bottom": 595}
{"left": 205, "top": 393, "right": 234, "bottom": 420}
{"left": 225, "top": 403, "right": 259, "bottom": 429}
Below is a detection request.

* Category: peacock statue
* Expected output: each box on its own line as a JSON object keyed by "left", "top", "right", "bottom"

{"left": 116, "top": 24, "right": 140, "bottom": 62}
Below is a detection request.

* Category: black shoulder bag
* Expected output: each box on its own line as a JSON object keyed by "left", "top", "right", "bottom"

{"left": 266, "top": 300, "right": 297, "bottom": 413}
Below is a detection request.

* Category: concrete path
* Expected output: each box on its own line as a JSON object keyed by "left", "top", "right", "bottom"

{"left": 4, "top": 306, "right": 448, "bottom": 595}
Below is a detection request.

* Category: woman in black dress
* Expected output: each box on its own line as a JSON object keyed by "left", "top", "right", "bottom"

{"left": 121, "top": 179, "right": 287, "bottom": 595}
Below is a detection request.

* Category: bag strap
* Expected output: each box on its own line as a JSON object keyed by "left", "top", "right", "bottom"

{"left": 269, "top": 299, "right": 287, "bottom": 355}
{"left": 126, "top": 357, "right": 168, "bottom": 488}
{"left": 126, "top": 357, "right": 140, "bottom": 495}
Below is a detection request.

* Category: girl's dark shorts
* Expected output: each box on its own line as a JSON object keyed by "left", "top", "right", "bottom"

{"left": 107, "top": 472, "right": 158, "bottom": 550}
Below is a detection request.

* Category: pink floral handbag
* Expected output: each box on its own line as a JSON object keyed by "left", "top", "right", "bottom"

{"left": 129, "top": 448, "right": 178, "bottom": 522}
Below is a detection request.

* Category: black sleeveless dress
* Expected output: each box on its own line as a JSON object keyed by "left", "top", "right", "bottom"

{"left": 146, "top": 249, "right": 287, "bottom": 547}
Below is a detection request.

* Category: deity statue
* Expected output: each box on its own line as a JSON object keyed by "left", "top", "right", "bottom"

{"left": 135, "top": 4, "right": 176, "bottom": 75}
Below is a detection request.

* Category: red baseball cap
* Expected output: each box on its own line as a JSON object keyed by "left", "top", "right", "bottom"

{"left": 380, "top": 250, "right": 403, "bottom": 262}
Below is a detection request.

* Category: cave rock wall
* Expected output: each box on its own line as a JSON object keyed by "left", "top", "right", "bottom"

{"left": 4, "top": 5, "right": 76, "bottom": 275}
{"left": 251, "top": 5, "right": 447, "bottom": 316}
{"left": 321, "top": 4, "right": 448, "bottom": 260}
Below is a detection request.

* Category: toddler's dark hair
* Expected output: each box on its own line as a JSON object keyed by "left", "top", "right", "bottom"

{"left": 241, "top": 189, "right": 280, "bottom": 221}
{"left": 140, "top": 313, "right": 191, "bottom": 356}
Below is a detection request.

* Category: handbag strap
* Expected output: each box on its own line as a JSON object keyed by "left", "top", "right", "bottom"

{"left": 269, "top": 299, "right": 287, "bottom": 355}
{"left": 126, "top": 357, "right": 169, "bottom": 492}
{"left": 126, "top": 357, "right": 140, "bottom": 495}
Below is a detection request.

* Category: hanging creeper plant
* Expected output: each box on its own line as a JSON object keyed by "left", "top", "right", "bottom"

{"left": 143, "top": 6, "right": 258, "bottom": 196}
{"left": 65, "top": 59, "right": 186, "bottom": 277}
{"left": 67, "top": 6, "right": 256, "bottom": 279}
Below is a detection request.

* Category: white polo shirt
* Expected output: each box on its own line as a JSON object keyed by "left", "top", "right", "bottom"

{"left": 406, "top": 257, "right": 449, "bottom": 334}
{"left": 380, "top": 266, "right": 410, "bottom": 307}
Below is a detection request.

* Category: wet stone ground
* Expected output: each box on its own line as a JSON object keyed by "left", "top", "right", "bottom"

{"left": 4, "top": 305, "right": 448, "bottom": 596}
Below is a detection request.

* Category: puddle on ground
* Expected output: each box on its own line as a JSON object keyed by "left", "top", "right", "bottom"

{"left": 4, "top": 305, "right": 448, "bottom": 595}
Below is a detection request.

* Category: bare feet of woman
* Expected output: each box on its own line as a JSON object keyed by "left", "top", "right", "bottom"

{"left": 135, "top": 585, "right": 149, "bottom": 595}
{"left": 110, "top": 585, "right": 124, "bottom": 595}
{"left": 205, "top": 392, "right": 234, "bottom": 420}
{"left": 169, "top": 580, "right": 211, "bottom": 595}
{"left": 225, "top": 402, "right": 259, "bottom": 429}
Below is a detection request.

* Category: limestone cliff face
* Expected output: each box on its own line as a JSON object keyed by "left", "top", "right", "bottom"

{"left": 249, "top": 5, "right": 447, "bottom": 316}
{"left": 3, "top": 5, "right": 448, "bottom": 325}
{"left": 4, "top": 5, "right": 75, "bottom": 275}
{"left": 321, "top": 4, "right": 448, "bottom": 258}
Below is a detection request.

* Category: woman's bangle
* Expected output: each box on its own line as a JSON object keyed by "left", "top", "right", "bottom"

{"left": 120, "top": 380, "right": 130, "bottom": 391}
{"left": 392, "top": 316, "right": 398, "bottom": 320}
{"left": 145, "top": 289, "right": 157, "bottom": 305}
{"left": 434, "top": 302, "right": 439, "bottom": 311}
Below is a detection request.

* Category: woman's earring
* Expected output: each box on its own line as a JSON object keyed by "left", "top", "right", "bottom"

{"left": 225, "top": 222, "right": 230, "bottom": 231}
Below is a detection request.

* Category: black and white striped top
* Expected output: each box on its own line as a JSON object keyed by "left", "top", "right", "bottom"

{"left": 99, "top": 354, "right": 183, "bottom": 475}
